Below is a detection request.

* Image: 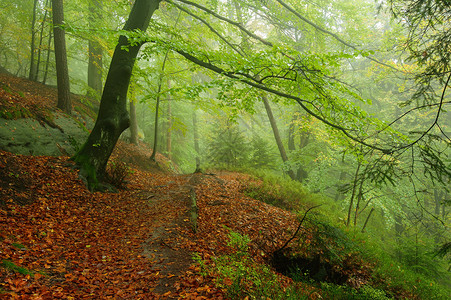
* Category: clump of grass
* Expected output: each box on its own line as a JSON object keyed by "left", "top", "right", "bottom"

{"left": 1, "top": 259, "right": 33, "bottom": 277}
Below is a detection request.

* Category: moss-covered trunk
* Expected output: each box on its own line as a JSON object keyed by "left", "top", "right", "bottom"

{"left": 73, "top": 0, "right": 161, "bottom": 190}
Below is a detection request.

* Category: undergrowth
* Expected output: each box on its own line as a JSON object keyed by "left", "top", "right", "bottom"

{"left": 105, "top": 161, "right": 130, "bottom": 189}
{"left": 235, "top": 171, "right": 451, "bottom": 299}
{"left": 194, "top": 230, "right": 312, "bottom": 299}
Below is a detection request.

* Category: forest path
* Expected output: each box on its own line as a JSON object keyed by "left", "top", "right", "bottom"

{"left": 134, "top": 174, "right": 195, "bottom": 296}
{"left": 0, "top": 149, "right": 297, "bottom": 299}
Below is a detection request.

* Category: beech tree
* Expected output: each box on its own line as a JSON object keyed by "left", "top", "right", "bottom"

{"left": 87, "top": 0, "right": 103, "bottom": 100}
{"left": 73, "top": 0, "right": 162, "bottom": 190}
{"left": 52, "top": 0, "right": 71, "bottom": 114}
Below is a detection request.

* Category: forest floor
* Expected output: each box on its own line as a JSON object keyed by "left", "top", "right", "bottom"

{"left": 0, "top": 73, "right": 414, "bottom": 299}
{"left": 0, "top": 148, "right": 305, "bottom": 299}
{"left": 0, "top": 73, "right": 302, "bottom": 299}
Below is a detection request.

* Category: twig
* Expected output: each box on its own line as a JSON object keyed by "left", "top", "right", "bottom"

{"left": 275, "top": 204, "right": 322, "bottom": 253}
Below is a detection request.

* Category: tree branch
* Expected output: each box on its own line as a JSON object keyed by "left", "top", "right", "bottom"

{"left": 275, "top": 205, "right": 322, "bottom": 253}
{"left": 169, "top": 1, "right": 245, "bottom": 57}
{"left": 273, "top": 0, "right": 402, "bottom": 72}
{"left": 173, "top": 47, "right": 393, "bottom": 153}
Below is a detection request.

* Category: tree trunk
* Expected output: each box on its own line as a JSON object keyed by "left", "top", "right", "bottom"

{"left": 334, "top": 153, "right": 347, "bottom": 202}
{"left": 87, "top": 0, "right": 103, "bottom": 101}
{"left": 167, "top": 80, "right": 172, "bottom": 160}
{"left": 150, "top": 48, "right": 170, "bottom": 162}
{"left": 129, "top": 100, "right": 139, "bottom": 145}
{"left": 193, "top": 110, "right": 201, "bottom": 173}
{"left": 42, "top": 26, "right": 52, "bottom": 84}
{"left": 52, "top": 0, "right": 71, "bottom": 114}
{"left": 361, "top": 207, "right": 374, "bottom": 233}
{"left": 35, "top": 0, "right": 50, "bottom": 82}
{"left": 353, "top": 178, "right": 364, "bottom": 227}
{"left": 150, "top": 79, "right": 162, "bottom": 162}
{"left": 288, "top": 113, "right": 308, "bottom": 182}
{"left": 73, "top": 0, "right": 161, "bottom": 190}
{"left": 29, "top": 0, "right": 38, "bottom": 81}
{"left": 346, "top": 160, "right": 361, "bottom": 227}
{"left": 262, "top": 95, "right": 296, "bottom": 180}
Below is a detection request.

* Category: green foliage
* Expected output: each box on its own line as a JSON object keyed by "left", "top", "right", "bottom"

{"left": 226, "top": 229, "right": 251, "bottom": 253}
{"left": 434, "top": 241, "right": 451, "bottom": 270}
{"left": 394, "top": 235, "right": 447, "bottom": 279}
{"left": 207, "top": 122, "right": 250, "bottom": 168}
{"left": 306, "top": 218, "right": 359, "bottom": 264}
{"left": 241, "top": 170, "right": 328, "bottom": 212}
{"left": 242, "top": 171, "right": 451, "bottom": 297}
{"left": 320, "top": 282, "right": 390, "bottom": 300}
{"left": 248, "top": 134, "right": 278, "bottom": 169}
{"left": 210, "top": 230, "right": 309, "bottom": 300}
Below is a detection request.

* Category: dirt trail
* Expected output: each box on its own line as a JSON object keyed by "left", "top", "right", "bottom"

{"left": 134, "top": 174, "right": 197, "bottom": 296}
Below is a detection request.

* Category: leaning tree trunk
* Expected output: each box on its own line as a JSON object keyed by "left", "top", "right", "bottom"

{"left": 73, "top": 0, "right": 161, "bottom": 190}
{"left": 262, "top": 95, "right": 296, "bottom": 180}
{"left": 52, "top": 0, "right": 71, "bottom": 114}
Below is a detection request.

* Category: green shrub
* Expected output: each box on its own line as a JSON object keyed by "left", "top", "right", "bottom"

{"left": 199, "top": 230, "right": 311, "bottom": 299}
{"left": 320, "top": 282, "right": 391, "bottom": 300}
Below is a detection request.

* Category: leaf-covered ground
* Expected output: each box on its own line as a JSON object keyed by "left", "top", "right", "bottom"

{"left": 0, "top": 73, "right": 409, "bottom": 299}
{"left": 0, "top": 147, "right": 299, "bottom": 298}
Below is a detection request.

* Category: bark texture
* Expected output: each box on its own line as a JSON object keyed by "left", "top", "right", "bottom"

{"left": 52, "top": 0, "right": 71, "bottom": 114}
{"left": 73, "top": 0, "right": 161, "bottom": 190}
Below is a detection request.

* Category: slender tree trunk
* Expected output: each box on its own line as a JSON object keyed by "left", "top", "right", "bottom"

{"left": 353, "top": 179, "right": 364, "bottom": 227}
{"left": 288, "top": 115, "right": 296, "bottom": 151}
{"left": 150, "top": 79, "right": 162, "bottom": 161}
{"left": 42, "top": 26, "right": 52, "bottom": 84}
{"left": 87, "top": 0, "right": 103, "bottom": 101}
{"left": 167, "top": 80, "right": 172, "bottom": 160}
{"left": 361, "top": 207, "right": 374, "bottom": 233}
{"left": 52, "top": 0, "right": 71, "bottom": 114}
{"left": 129, "top": 100, "right": 138, "bottom": 145}
{"left": 73, "top": 0, "right": 162, "bottom": 190}
{"left": 288, "top": 113, "right": 308, "bottom": 181}
{"left": 35, "top": 0, "right": 49, "bottom": 81}
{"left": 262, "top": 95, "right": 296, "bottom": 180}
{"left": 296, "top": 131, "right": 309, "bottom": 181}
{"left": 346, "top": 161, "right": 361, "bottom": 227}
{"left": 29, "top": 0, "right": 39, "bottom": 81}
{"left": 150, "top": 48, "right": 170, "bottom": 162}
{"left": 334, "top": 154, "right": 347, "bottom": 202}
{"left": 234, "top": 1, "right": 295, "bottom": 179}
{"left": 193, "top": 110, "right": 201, "bottom": 173}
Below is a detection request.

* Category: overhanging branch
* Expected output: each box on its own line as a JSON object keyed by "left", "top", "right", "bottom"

{"left": 173, "top": 47, "right": 393, "bottom": 153}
